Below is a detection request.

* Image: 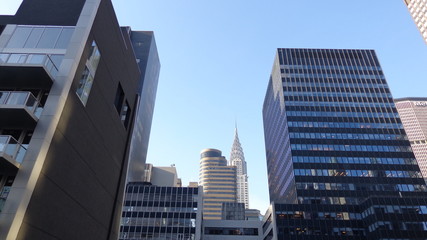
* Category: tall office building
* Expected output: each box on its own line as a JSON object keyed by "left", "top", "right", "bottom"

{"left": 0, "top": 0, "right": 158, "bottom": 239}
{"left": 229, "top": 127, "right": 249, "bottom": 208}
{"left": 199, "top": 148, "right": 237, "bottom": 220}
{"left": 120, "top": 182, "right": 202, "bottom": 240}
{"left": 395, "top": 98, "right": 427, "bottom": 182}
{"left": 403, "top": 0, "right": 427, "bottom": 44}
{"left": 262, "top": 48, "right": 427, "bottom": 239}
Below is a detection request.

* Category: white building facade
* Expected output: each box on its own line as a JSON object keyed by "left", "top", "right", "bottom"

{"left": 229, "top": 128, "right": 250, "bottom": 209}
{"left": 395, "top": 98, "right": 427, "bottom": 182}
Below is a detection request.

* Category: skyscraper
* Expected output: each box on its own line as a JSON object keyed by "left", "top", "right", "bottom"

{"left": 395, "top": 97, "right": 427, "bottom": 183}
{"left": 0, "top": 0, "right": 158, "bottom": 239}
{"left": 262, "top": 48, "right": 427, "bottom": 239}
{"left": 403, "top": 0, "right": 427, "bottom": 44}
{"left": 229, "top": 127, "right": 249, "bottom": 208}
{"left": 199, "top": 148, "right": 237, "bottom": 220}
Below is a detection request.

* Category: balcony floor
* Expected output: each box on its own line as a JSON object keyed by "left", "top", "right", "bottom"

{"left": 0, "top": 108, "right": 38, "bottom": 129}
{"left": 0, "top": 65, "right": 54, "bottom": 89}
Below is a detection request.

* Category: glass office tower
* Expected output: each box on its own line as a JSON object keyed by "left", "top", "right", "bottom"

{"left": 262, "top": 48, "right": 427, "bottom": 239}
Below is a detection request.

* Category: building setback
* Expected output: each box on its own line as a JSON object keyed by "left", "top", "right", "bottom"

{"left": 262, "top": 48, "right": 427, "bottom": 239}
{"left": 120, "top": 183, "right": 202, "bottom": 240}
{"left": 0, "top": 0, "right": 158, "bottom": 239}
{"left": 403, "top": 0, "right": 427, "bottom": 44}
{"left": 395, "top": 98, "right": 427, "bottom": 183}
{"left": 199, "top": 148, "right": 237, "bottom": 220}
{"left": 229, "top": 127, "right": 250, "bottom": 209}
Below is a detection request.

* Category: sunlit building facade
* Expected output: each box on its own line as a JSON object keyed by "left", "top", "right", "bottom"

{"left": 262, "top": 48, "right": 427, "bottom": 239}
{"left": 0, "top": 0, "right": 158, "bottom": 239}
{"left": 199, "top": 148, "right": 237, "bottom": 220}
{"left": 229, "top": 127, "right": 249, "bottom": 209}
{"left": 395, "top": 98, "right": 427, "bottom": 183}
{"left": 403, "top": 0, "right": 427, "bottom": 44}
{"left": 120, "top": 182, "right": 202, "bottom": 240}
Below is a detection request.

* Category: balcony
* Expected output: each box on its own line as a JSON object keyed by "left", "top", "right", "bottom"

{"left": 0, "top": 135, "right": 26, "bottom": 170}
{"left": 0, "top": 53, "right": 59, "bottom": 89}
{"left": 0, "top": 91, "right": 41, "bottom": 129}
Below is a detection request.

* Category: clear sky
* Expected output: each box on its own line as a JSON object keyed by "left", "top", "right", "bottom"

{"left": 2, "top": 0, "right": 427, "bottom": 214}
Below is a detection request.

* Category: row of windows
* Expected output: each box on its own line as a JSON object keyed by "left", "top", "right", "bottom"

{"left": 368, "top": 221, "right": 427, "bottom": 232}
{"left": 296, "top": 182, "right": 427, "bottom": 192}
{"left": 203, "top": 183, "right": 236, "bottom": 187}
{"left": 294, "top": 169, "right": 422, "bottom": 178}
{"left": 120, "top": 233, "right": 195, "bottom": 240}
{"left": 291, "top": 144, "right": 411, "bottom": 153}
{"left": 205, "top": 227, "right": 258, "bottom": 236}
{"left": 277, "top": 226, "right": 365, "bottom": 236}
{"left": 283, "top": 90, "right": 391, "bottom": 98}
{"left": 283, "top": 67, "right": 382, "bottom": 76}
{"left": 121, "top": 217, "right": 196, "bottom": 228}
{"left": 122, "top": 206, "right": 197, "bottom": 213}
{"left": 283, "top": 87, "right": 390, "bottom": 96}
{"left": 286, "top": 100, "right": 395, "bottom": 107}
{"left": 6, "top": 25, "right": 74, "bottom": 49}
{"left": 126, "top": 185, "right": 198, "bottom": 194}
{"left": 286, "top": 110, "right": 398, "bottom": 119}
{"left": 283, "top": 81, "right": 387, "bottom": 89}
{"left": 288, "top": 121, "right": 403, "bottom": 130}
{"left": 281, "top": 64, "right": 382, "bottom": 71}
{"left": 203, "top": 196, "right": 236, "bottom": 200}
{"left": 292, "top": 156, "right": 417, "bottom": 165}
{"left": 283, "top": 73, "right": 385, "bottom": 80}
{"left": 297, "top": 196, "right": 360, "bottom": 205}
{"left": 279, "top": 49, "right": 378, "bottom": 66}
{"left": 363, "top": 205, "right": 427, "bottom": 218}
{"left": 277, "top": 210, "right": 361, "bottom": 220}
{"left": 285, "top": 105, "right": 396, "bottom": 113}
{"left": 289, "top": 132, "right": 407, "bottom": 141}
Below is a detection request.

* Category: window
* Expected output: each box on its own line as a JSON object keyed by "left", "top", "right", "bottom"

{"left": 76, "top": 41, "right": 100, "bottom": 105}
{"left": 114, "top": 84, "right": 132, "bottom": 129}
{"left": 6, "top": 26, "right": 74, "bottom": 49}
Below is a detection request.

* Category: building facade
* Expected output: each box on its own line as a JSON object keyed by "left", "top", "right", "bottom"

{"left": 262, "top": 48, "right": 427, "bottom": 239}
{"left": 120, "top": 182, "right": 202, "bottom": 240}
{"left": 126, "top": 30, "right": 160, "bottom": 183}
{"left": 202, "top": 219, "right": 261, "bottom": 240}
{"left": 395, "top": 98, "right": 427, "bottom": 182}
{"left": 143, "top": 163, "right": 181, "bottom": 187}
{"left": 403, "top": 0, "right": 427, "bottom": 44}
{"left": 229, "top": 127, "right": 250, "bottom": 209}
{"left": 0, "top": 0, "right": 158, "bottom": 239}
{"left": 199, "top": 148, "right": 237, "bottom": 220}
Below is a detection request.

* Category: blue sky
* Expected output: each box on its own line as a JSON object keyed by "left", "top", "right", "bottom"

{"left": 2, "top": 0, "right": 427, "bottom": 213}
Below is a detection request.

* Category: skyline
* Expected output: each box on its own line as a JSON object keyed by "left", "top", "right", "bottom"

{"left": 109, "top": 0, "right": 427, "bottom": 213}
{"left": 2, "top": 0, "right": 427, "bottom": 213}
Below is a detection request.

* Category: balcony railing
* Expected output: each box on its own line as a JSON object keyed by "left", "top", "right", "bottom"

{"left": 0, "top": 91, "right": 41, "bottom": 117}
{"left": 0, "top": 53, "right": 59, "bottom": 77}
{"left": 0, "top": 135, "right": 26, "bottom": 169}
{"left": 0, "top": 91, "right": 42, "bottom": 128}
{"left": 0, "top": 53, "right": 61, "bottom": 89}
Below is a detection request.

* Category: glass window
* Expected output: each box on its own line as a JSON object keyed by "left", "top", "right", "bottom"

{"left": 7, "top": 26, "right": 32, "bottom": 48}
{"left": 24, "top": 27, "right": 44, "bottom": 48}
{"left": 55, "top": 28, "right": 74, "bottom": 49}
{"left": 76, "top": 41, "right": 101, "bottom": 106}
{"left": 37, "top": 28, "right": 61, "bottom": 48}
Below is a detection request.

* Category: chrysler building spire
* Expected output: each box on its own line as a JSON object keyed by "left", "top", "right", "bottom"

{"left": 229, "top": 126, "right": 249, "bottom": 208}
